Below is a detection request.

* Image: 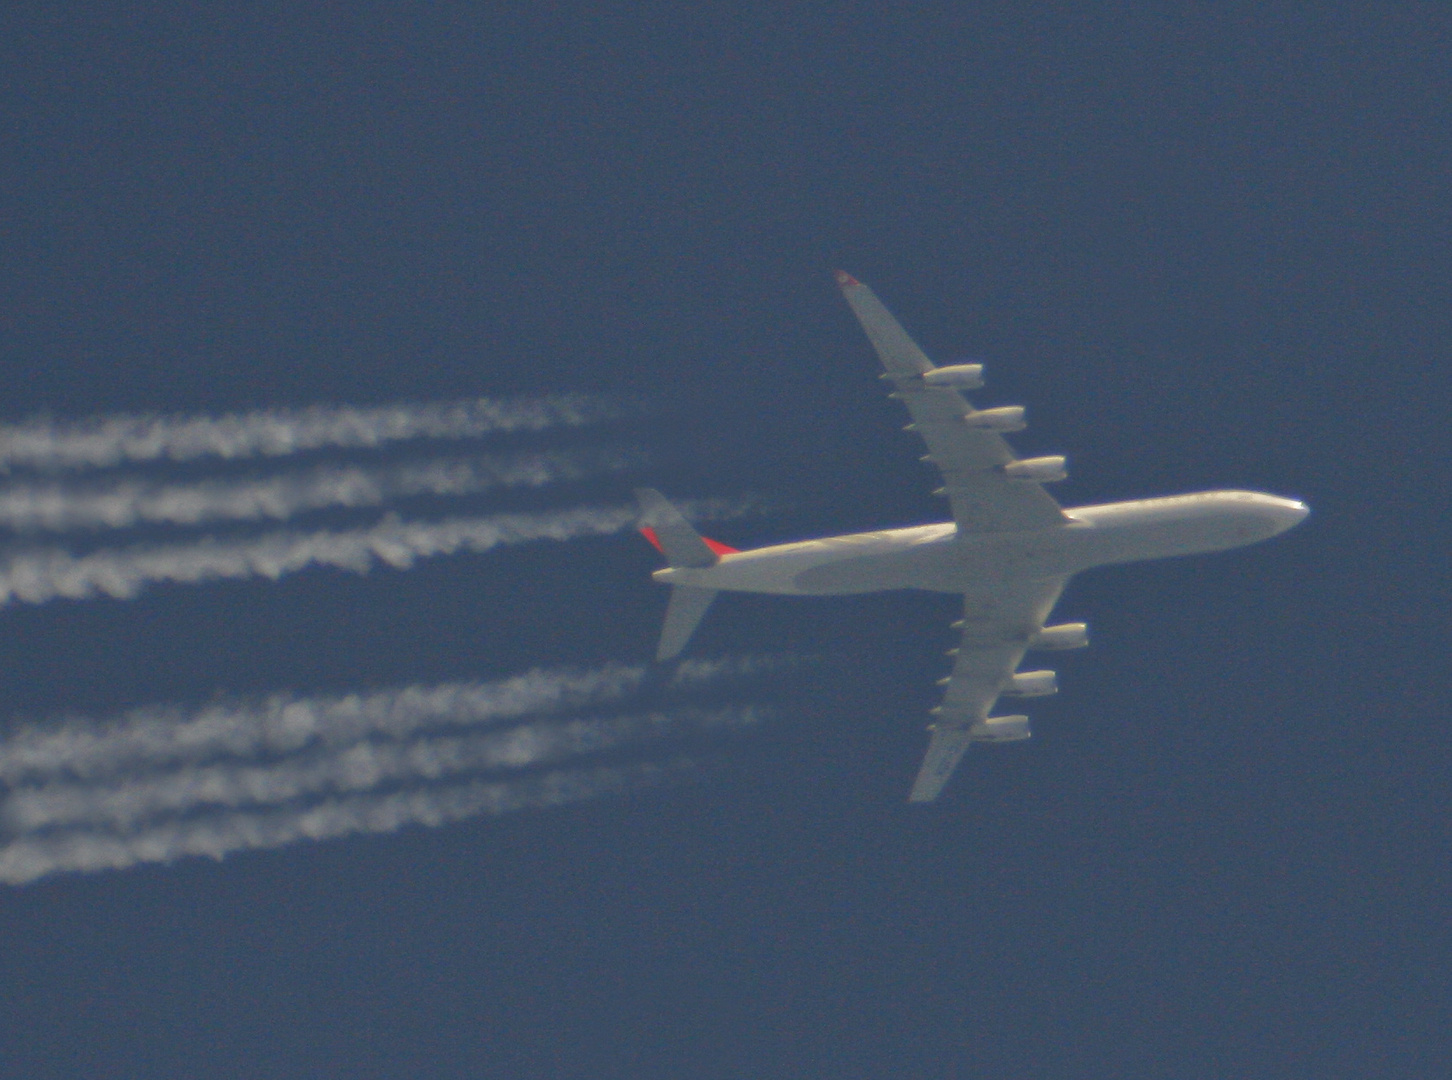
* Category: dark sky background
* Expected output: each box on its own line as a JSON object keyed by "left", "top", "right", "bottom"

{"left": 1, "top": 4, "right": 1449, "bottom": 1078}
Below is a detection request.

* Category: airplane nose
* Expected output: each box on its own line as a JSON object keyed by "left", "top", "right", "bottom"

{"left": 1272, "top": 499, "right": 1310, "bottom": 533}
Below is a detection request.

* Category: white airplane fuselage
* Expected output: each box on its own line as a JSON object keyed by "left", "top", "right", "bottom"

{"left": 655, "top": 490, "right": 1309, "bottom": 595}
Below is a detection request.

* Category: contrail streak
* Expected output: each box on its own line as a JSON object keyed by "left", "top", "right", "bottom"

{"left": 0, "top": 758, "right": 696, "bottom": 885}
{"left": 671, "top": 654, "right": 802, "bottom": 685}
{"left": 0, "top": 394, "right": 627, "bottom": 473}
{"left": 0, "top": 664, "right": 773, "bottom": 883}
{"left": 0, "top": 663, "right": 652, "bottom": 783}
{"left": 3, "top": 707, "right": 758, "bottom": 832}
{"left": 0, "top": 448, "right": 641, "bottom": 533}
{"left": 0, "top": 655, "right": 781, "bottom": 785}
{"left": 0, "top": 498, "right": 746, "bottom": 608}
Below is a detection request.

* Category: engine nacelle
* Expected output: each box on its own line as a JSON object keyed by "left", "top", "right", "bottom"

{"left": 969, "top": 715, "right": 1031, "bottom": 742}
{"left": 963, "top": 406, "right": 1026, "bottom": 432}
{"left": 1030, "top": 623, "right": 1088, "bottom": 650}
{"left": 922, "top": 364, "right": 985, "bottom": 390}
{"left": 1002, "top": 670, "right": 1058, "bottom": 697}
{"left": 1003, "top": 455, "right": 1067, "bottom": 483}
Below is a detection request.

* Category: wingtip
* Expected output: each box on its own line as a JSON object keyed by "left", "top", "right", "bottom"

{"left": 833, "top": 269, "right": 861, "bottom": 288}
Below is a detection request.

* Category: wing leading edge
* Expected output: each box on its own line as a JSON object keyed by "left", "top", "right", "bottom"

{"left": 835, "top": 271, "right": 1067, "bottom": 535}
{"left": 910, "top": 576, "right": 1070, "bottom": 802}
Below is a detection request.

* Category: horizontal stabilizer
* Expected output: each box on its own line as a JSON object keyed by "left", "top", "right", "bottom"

{"left": 635, "top": 488, "right": 728, "bottom": 569}
{"left": 909, "top": 726, "right": 975, "bottom": 802}
{"left": 657, "top": 585, "right": 717, "bottom": 661}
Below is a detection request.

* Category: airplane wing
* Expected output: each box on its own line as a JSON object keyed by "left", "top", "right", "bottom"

{"left": 910, "top": 576, "right": 1070, "bottom": 802}
{"left": 836, "top": 271, "right": 1068, "bottom": 534}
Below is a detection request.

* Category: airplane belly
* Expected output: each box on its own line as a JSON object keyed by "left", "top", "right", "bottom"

{"left": 658, "top": 492, "right": 1303, "bottom": 596}
{"left": 664, "top": 523, "right": 962, "bottom": 595}
{"left": 791, "top": 542, "right": 968, "bottom": 594}
{"left": 795, "top": 526, "right": 1081, "bottom": 592}
{"left": 1049, "top": 492, "right": 1308, "bottom": 570}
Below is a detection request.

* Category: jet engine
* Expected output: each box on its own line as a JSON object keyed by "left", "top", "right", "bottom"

{"left": 963, "top": 406, "right": 1026, "bottom": 432}
{"left": 1003, "top": 455, "right": 1067, "bottom": 482}
{"left": 1003, "top": 670, "right": 1058, "bottom": 696}
{"left": 969, "top": 715, "right": 1031, "bottom": 742}
{"left": 921, "top": 363, "right": 985, "bottom": 390}
{"left": 1030, "top": 623, "right": 1088, "bottom": 650}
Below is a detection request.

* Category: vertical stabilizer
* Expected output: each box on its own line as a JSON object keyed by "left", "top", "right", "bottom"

{"left": 634, "top": 488, "right": 723, "bottom": 568}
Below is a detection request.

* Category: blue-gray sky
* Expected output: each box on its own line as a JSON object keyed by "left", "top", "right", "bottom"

{"left": 1, "top": 5, "right": 1448, "bottom": 1078}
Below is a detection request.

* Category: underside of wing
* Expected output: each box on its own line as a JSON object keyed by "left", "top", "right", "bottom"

{"left": 835, "top": 272, "right": 1068, "bottom": 535}
{"left": 912, "top": 725, "right": 977, "bottom": 803}
{"left": 909, "top": 576, "right": 1073, "bottom": 802}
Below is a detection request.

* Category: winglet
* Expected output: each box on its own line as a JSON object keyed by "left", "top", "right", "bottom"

{"left": 834, "top": 269, "right": 861, "bottom": 288}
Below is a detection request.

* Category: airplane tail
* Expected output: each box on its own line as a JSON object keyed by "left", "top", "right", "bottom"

{"left": 634, "top": 488, "right": 736, "bottom": 661}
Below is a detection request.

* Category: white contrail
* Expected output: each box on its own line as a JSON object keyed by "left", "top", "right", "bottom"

{"left": 0, "top": 508, "right": 641, "bottom": 606}
{"left": 0, "top": 448, "right": 640, "bottom": 533}
{"left": 670, "top": 653, "right": 802, "bottom": 685}
{"left": 0, "top": 394, "right": 628, "bottom": 473}
{"left": 0, "top": 505, "right": 596, "bottom": 607}
{"left": 0, "top": 654, "right": 781, "bottom": 785}
{"left": 3, "top": 707, "right": 758, "bottom": 833}
{"left": 0, "top": 498, "right": 747, "bottom": 609}
{"left": 0, "top": 663, "right": 652, "bottom": 783}
{"left": 0, "top": 758, "right": 696, "bottom": 885}
{"left": 0, "top": 660, "right": 773, "bottom": 883}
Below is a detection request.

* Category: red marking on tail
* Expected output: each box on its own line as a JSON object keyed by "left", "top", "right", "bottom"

{"left": 834, "top": 269, "right": 861, "bottom": 287}
{"left": 638, "top": 527, "right": 738, "bottom": 557}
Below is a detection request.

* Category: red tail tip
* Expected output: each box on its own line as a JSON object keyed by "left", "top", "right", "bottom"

{"left": 638, "top": 526, "right": 665, "bottom": 554}
{"left": 834, "top": 270, "right": 861, "bottom": 287}
{"left": 703, "top": 537, "right": 739, "bottom": 556}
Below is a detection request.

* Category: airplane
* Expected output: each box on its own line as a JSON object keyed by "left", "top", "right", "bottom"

{"left": 636, "top": 271, "right": 1309, "bottom": 801}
